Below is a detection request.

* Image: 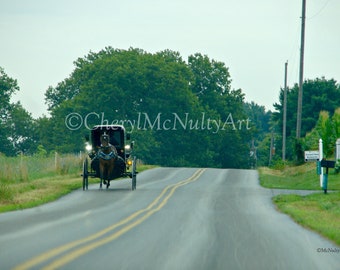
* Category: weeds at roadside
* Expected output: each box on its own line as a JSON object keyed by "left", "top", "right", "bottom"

{"left": 0, "top": 154, "right": 157, "bottom": 213}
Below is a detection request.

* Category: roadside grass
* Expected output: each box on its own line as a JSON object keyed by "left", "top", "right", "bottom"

{"left": 259, "top": 163, "right": 340, "bottom": 246}
{"left": 259, "top": 162, "right": 340, "bottom": 190}
{"left": 0, "top": 154, "right": 157, "bottom": 213}
{"left": 273, "top": 193, "right": 340, "bottom": 246}
{"left": 0, "top": 175, "right": 81, "bottom": 212}
{"left": 0, "top": 153, "right": 83, "bottom": 183}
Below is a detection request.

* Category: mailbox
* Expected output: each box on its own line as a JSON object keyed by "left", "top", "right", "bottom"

{"left": 320, "top": 159, "right": 335, "bottom": 194}
{"left": 320, "top": 160, "right": 335, "bottom": 168}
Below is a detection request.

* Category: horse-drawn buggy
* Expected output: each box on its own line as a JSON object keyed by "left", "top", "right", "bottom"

{"left": 81, "top": 125, "right": 137, "bottom": 190}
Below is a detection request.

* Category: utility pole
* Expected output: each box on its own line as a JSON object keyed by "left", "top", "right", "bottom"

{"left": 282, "top": 61, "right": 288, "bottom": 161}
{"left": 296, "top": 0, "right": 306, "bottom": 138}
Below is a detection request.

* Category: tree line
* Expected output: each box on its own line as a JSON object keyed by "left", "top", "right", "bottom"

{"left": 1, "top": 47, "right": 339, "bottom": 168}
{"left": 271, "top": 78, "right": 340, "bottom": 164}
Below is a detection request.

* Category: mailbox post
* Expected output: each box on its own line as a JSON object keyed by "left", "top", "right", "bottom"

{"left": 320, "top": 159, "right": 335, "bottom": 194}
{"left": 319, "top": 139, "right": 323, "bottom": 187}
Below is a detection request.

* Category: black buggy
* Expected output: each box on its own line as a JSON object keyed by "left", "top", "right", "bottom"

{"left": 81, "top": 125, "right": 137, "bottom": 190}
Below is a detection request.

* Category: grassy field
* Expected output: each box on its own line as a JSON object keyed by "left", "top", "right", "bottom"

{"left": 259, "top": 163, "right": 340, "bottom": 246}
{"left": 0, "top": 154, "right": 156, "bottom": 213}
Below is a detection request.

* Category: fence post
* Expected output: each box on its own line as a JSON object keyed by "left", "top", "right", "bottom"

{"left": 55, "top": 152, "right": 58, "bottom": 171}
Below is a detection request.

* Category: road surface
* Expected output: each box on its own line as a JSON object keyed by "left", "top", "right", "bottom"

{"left": 0, "top": 168, "right": 339, "bottom": 270}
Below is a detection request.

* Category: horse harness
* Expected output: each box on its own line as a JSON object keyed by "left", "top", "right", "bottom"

{"left": 98, "top": 145, "right": 117, "bottom": 160}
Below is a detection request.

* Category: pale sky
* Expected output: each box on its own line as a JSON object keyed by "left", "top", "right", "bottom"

{"left": 1, "top": 0, "right": 339, "bottom": 118}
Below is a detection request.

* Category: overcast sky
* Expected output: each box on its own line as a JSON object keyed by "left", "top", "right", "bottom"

{"left": 1, "top": 0, "right": 339, "bottom": 118}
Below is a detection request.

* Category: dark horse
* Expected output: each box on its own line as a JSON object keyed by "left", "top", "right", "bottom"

{"left": 98, "top": 132, "right": 118, "bottom": 189}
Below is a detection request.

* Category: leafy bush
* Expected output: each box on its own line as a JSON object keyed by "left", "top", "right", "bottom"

{"left": 335, "top": 159, "right": 340, "bottom": 174}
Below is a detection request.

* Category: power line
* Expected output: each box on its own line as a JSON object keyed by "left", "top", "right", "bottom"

{"left": 307, "top": 0, "right": 331, "bottom": 20}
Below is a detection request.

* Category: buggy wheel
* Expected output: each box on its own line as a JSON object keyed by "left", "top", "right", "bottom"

{"left": 131, "top": 156, "right": 137, "bottom": 190}
{"left": 82, "top": 158, "right": 89, "bottom": 190}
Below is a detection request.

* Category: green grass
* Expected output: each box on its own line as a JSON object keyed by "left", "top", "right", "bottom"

{"left": 0, "top": 154, "right": 157, "bottom": 213}
{"left": 260, "top": 162, "right": 340, "bottom": 246}
{"left": 0, "top": 176, "right": 82, "bottom": 212}
{"left": 259, "top": 162, "right": 340, "bottom": 190}
{"left": 273, "top": 192, "right": 340, "bottom": 246}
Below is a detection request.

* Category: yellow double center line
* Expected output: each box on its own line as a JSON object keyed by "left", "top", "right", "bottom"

{"left": 14, "top": 168, "right": 206, "bottom": 270}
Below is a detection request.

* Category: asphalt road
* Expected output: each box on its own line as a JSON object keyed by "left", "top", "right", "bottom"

{"left": 0, "top": 168, "right": 339, "bottom": 270}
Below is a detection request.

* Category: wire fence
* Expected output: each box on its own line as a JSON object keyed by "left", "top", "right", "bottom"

{"left": 0, "top": 153, "right": 83, "bottom": 183}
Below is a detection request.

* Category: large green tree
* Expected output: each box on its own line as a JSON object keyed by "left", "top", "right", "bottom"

{"left": 273, "top": 77, "right": 340, "bottom": 137}
{"left": 43, "top": 48, "right": 253, "bottom": 167}
{"left": 44, "top": 48, "right": 205, "bottom": 164}
{"left": 188, "top": 53, "right": 253, "bottom": 168}
{"left": 8, "top": 102, "right": 36, "bottom": 154}
{"left": 0, "top": 68, "right": 37, "bottom": 155}
{"left": 272, "top": 77, "right": 340, "bottom": 160}
{"left": 0, "top": 67, "right": 19, "bottom": 155}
